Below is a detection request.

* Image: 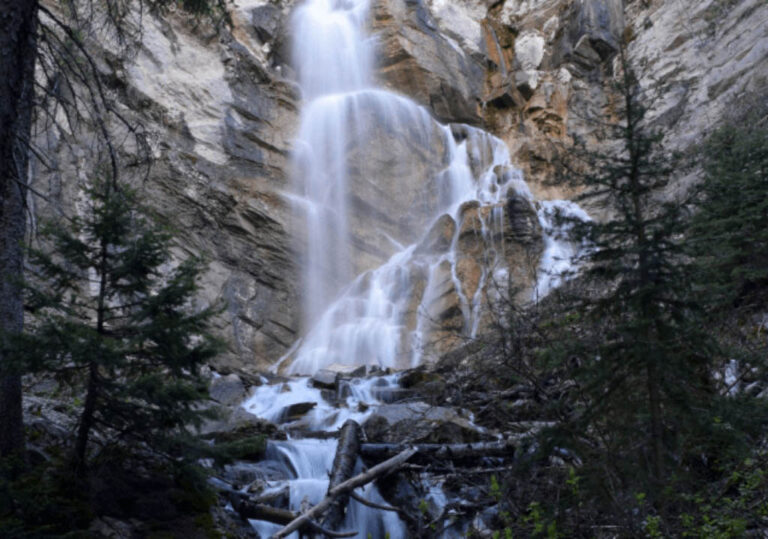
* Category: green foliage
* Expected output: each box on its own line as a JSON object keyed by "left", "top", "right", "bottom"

{"left": 0, "top": 458, "right": 92, "bottom": 537}
{"left": 17, "top": 177, "right": 221, "bottom": 475}
{"left": 551, "top": 52, "right": 717, "bottom": 507}
{"left": 689, "top": 113, "right": 768, "bottom": 313}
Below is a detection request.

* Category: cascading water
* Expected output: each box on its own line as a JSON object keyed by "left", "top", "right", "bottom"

{"left": 284, "top": 0, "right": 563, "bottom": 376}
{"left": 535, "top": 200, "right": 592, "bottom": 299}
{"left": 291, "top": 0, "right": 373, "bottom": 327}
{"left": 239, "top": 0, "right": 589, "bottom": 535}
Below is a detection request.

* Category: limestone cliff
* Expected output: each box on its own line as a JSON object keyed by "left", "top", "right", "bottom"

{"left": 30, "top": 0, "right": 768, "bottom": 372}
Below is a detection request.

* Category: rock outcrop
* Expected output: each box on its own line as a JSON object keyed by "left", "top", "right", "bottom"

{"left": 28, "top": 0, "right": 768, "bottom": 372}
{"left": 32, "top": 1, "right": 302, "bottom": 372}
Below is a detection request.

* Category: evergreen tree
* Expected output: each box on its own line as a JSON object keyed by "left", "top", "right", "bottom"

{"left": 18, "top": 177, "right": 220, "bottom": 478}
{"left": 0, "top": 0, "right": 228, "bottom": 467}
{"left": 549, "top": 53, "right": 715, "bottom": 506}
{"left": 689, "top": 108, "right": 768, "bottom": 313}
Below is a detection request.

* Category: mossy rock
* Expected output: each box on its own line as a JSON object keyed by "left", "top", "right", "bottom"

{"left": 399, "top": 369, "right": 445, "bottom": 389}
{"left": 216, "top": 435, "right": 267, "bottom": 461}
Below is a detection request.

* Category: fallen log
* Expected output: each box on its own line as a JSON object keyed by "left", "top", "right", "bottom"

{"left": 271, "top": 447, "right": 419, "bottom": 538}
{"left": 322, "top": 419, "right": 361, "bottom": 531}
{"left": 360, "top": 439, "right": 519, "bottom": 462}
{"left": 229, "top": 496, "right": 356, "bottom": 538}
{"left": 350, "top": 491, "right": 400, "bottom": 512}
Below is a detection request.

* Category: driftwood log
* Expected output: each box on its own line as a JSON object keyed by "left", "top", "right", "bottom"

{"left": 321, "top": 419, "right": 361, "bottom": 531}
{"left": 271, "top": 446, "right": 419, "bottom": 538}
{"left": 359, "top": 439, "right": 519, "bottom": 461}
{"left": 229, "top": 495, "right": 357, "bottom": 538}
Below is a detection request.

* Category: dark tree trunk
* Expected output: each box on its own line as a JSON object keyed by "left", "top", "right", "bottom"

{"left": 322, "top": 419, "right": 361, "bottom": 532}
{"left": 0, "top": 0, "right": 38, "bottom": 460}
{"left": 73, "top": 361, "right": 99, "bottom": 477}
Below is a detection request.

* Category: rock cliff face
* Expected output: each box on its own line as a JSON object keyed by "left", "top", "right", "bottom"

{"left": 30, "top": 0, "right": 768, "bottom": 372}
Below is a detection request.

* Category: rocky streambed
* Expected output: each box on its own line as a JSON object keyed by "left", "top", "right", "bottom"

{"left": 205, "top": 353, "right": 573, "bottom": 538}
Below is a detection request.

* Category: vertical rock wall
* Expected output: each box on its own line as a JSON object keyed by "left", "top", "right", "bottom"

{"left": 29, "top": 0, "right": 768, "bottom": 372}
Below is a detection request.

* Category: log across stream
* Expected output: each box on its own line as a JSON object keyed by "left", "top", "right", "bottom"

{"left": 213, "top": 366, "right": 537, "bottom": 538}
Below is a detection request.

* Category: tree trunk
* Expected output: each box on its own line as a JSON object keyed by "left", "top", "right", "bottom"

{"left": 360, "top": 439, "right": 519, "bottom": 462}
{"left": 0, "top": 0, "right": 39, "bottom": 461}
{"left": 73, "top": 361, "right": 99, "bottom": 477}
{"left": 321, "top": 419, "right": 361, "bottom": 532}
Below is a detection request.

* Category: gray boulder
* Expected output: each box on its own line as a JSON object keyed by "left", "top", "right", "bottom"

{"left": 209, "top": 373, "right": 247, "bottom": 406}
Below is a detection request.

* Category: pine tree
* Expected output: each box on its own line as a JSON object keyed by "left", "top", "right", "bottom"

{"left": 550, "top": 52, "right": 715, "bottom": 506}
{"left": 0, "top": 0, "right": 229, "bottom": 468}
{"left": 18, "top": 177, "right": 220, "bottom": 478}
{"left": 689, "top": 107, "right": 768, "bottom": 314}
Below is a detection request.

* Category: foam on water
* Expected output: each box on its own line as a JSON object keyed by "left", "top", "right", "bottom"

{"left": 245, "top": 439, "right": 406, "bottom": 538}
{"left": 535, "top": 200, "right": 591, "bottom": 299}
{"left": 241, "top": 374, "right": 401, "bottom": 431}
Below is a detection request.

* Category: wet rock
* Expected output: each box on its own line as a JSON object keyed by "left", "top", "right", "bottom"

{"left": 425, "top": 260, "right": 463, "bottom": 326}
{"left": 372, "top": 0, "right": 484, "bottom": 124}
{"left": 280, "top": 402, "right": 317, "bottom": 422}
{"left": 362, "top": 402, "right": 490, "bottom": 444}
{"left": 456, "top": 257, "right": 482, "bottom": 302}
{"left": 556, "top": 0, "right": 624, "bottom": 66}
{"left": 312, "top": 364, "right": 367, "bottom": 389}
{"left": 505, "top": 190, "right": 542, "bottom": 245}
{"left": 370, "top": 386, "right": 416, "bottom": 403}
{"left": 416, "top": 214, "right": 457, "bottom": 255}
{"left": 457, "top": 202, "right": 484, "bottom": 256}
{"left": 330, "top": 90, "right": 449, "bottom": 273}
{"left": 210, "top": 373, "right": 247, "bottom": 406}
{"left": 222, "top": 460, "right": 289, "bottom": 486}
{"left": 311, "top": 369, "right": 338, "bottom": 389}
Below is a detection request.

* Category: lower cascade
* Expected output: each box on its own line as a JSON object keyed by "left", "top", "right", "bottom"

{"left": 236, "top": 0, "right": 587, "bottom": 536}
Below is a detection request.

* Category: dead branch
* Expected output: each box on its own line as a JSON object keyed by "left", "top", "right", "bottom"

{"left": 271, "top": 447, "right": 419, "bottom": 538}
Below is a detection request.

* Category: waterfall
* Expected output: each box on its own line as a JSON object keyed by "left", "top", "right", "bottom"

{"left": 291, "top": 0, "right": 373, "bottom": 327}
{"left": 535, "top": 200, "right": 592, "bottom": 299}
{"left": 240, "top": 2, "right": 590, "bottom": 535}
{"left": 285, "top": 0, "right": 587, "bottom": 375}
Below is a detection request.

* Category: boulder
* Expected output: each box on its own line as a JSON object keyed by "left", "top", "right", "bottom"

{"left": 280, "top": 402, "right": 317, "bottom": 422}
{"left": 209, "top": 373, "right": 247, "bottom": 406}
{"left": 311, "top": 369, "right": 338, "bottom": 389}
{"left": 311, "top": 363, "right": 367, "bottom": 389}
{"left": 362, "top": 402, "right": 490, "bottom": 444}
{"left": 221, "top": 460, "right": 289, "bottom": 487}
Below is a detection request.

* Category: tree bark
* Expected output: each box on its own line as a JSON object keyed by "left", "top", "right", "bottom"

{"left": 73, "top": 361, "right": 99, "bottom": 477}
{"left": 321, "top": 419, "right": 361, "bottom": 532}
{"left": 360, "top": 439, "right": 519, "bottom": 462}
{"left": 0, "top": 0, "right": 39, "bottom": 461}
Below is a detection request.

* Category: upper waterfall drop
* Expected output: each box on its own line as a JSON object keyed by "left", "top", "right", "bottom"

{"left": 290, "top": 0, "right": 374, "bottom": 327}
{"left": 285, "top": 0, "right": 589, "bottom": 375}
{"left": 292, "top": 0, "right": 374, "bottom": 99}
